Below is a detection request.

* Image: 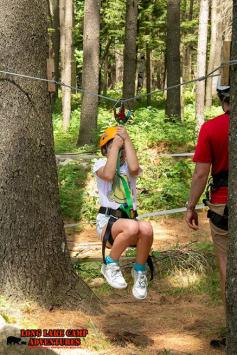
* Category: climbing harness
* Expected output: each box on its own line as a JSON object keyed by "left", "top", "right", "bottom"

{"left": 203, "top": 170, "right": 228, "bottom": 231}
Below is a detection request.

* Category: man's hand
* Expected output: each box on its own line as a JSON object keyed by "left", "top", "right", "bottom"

{"left": 185, "top": 210, "right": 199, "bottom": 230}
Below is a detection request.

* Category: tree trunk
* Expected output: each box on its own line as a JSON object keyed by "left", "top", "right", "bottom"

{"left": 122, "top": 0, "right": 138, "bottom": 104}
{"left": 115, "top": 49, "right": 123, "bottom": 84}
{"left": 195, "top": 0, "right": 209, "bottom": 130}
{"left": 101, "top": 39, "right": 112, "bottom": 96}
{"left": 146, "top": 46, "right": 151, "bottom": 106}
{"left": 0, "top": 0, "right": 100, "bottom": 312}
{"left": 136, "top": 53, "right": 145, "bottom": 94}
{"left": 48, "top": 0, "right": 60, "bottom": 99}
{"left": 103, "top": 54, "right": 109, "bottom": 96}
{"left": 71, "top": 3, "right": 77, "bottom": 89}
{"left": 226, "top": 1, "right": 237, "bottom": 351}
{"left": 183, "top": 0, "right": 194, "bottom": 83}
{"left": 189, "top": 0, "right": 194, "bottom": 20}
{"left": 62, "top": 0, "right": 72, "bottom": 131}
{"left": 205, "top": 0, "right": 222, "bottom": 108}
{"left": 165, "top": 0, "right": 181, "bottom": 120}
{"left": 77, "top": 0, "right": 101, "bottom": 146}
{"left": 183, "top": 46, "right": 192, "bottom": 82}
{"left": 59, "top": 0, "right": 65, "bottom": 82}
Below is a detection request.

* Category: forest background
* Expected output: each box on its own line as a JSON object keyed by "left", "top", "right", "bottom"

{"left": 55, "top": 0, "right": 232, "bottom": 226}
{"left": 0, "top": 0, "right": 235, "bottom": 353}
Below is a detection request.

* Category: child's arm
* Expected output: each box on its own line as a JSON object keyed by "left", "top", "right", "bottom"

{"left": 117, "top": 126, "right": 140, "bottom": 176}
{"left": 96, "top": 135, "right": 123, "bottom": 181}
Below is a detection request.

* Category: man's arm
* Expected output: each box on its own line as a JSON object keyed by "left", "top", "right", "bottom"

{"left": 185, "top": 162, "right": 211, "bottom": 230}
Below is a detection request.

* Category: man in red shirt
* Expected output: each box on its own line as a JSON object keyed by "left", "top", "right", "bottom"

{"left": 185, "top": 83, "right": 230, "bottom": 349}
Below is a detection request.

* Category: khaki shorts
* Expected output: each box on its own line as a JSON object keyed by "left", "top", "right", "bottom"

{"left": 207, "top": 202, "right": 228, "bottom": 255}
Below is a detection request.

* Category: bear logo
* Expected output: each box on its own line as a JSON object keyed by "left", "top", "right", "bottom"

{"left": 7, "top": 336, "right": 26, "bottom": 345}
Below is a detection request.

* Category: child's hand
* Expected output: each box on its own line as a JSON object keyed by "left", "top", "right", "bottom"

{"left": 116, "top": 126, "right": 129, "bottom": 141}
{"left": 112, "top": 135, "right": 124, "bottom": 149}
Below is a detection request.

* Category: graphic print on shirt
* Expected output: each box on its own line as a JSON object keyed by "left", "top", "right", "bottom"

{"left": 109, "top": 173, "right": 133, "bottom": 204}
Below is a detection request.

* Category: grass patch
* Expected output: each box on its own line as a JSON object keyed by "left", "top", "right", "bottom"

{"left": 153, "top": 242, "right": 221, "bottom": 303}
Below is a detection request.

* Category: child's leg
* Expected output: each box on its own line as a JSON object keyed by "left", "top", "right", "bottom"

{"left": 135, "top": 221, "right": 153, "bottom": 264}
{"left": 132, "top": 221, "right": 153, "bottom": 299}
{"left": 109, "top": 219, "right": 140, "bottom": 260}
{"left": 102, "top": 219, "right": 153, "bottom": 262}
{"left": 100, "top": 219, "right": 138, "bottom": 289}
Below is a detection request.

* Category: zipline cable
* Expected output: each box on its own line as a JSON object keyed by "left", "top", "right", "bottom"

{"left": 0, "top": 59, "right": 236, "bottom": 105}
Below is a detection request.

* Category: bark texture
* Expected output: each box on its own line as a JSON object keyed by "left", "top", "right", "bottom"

{"left": 49, "top": 0, "right": 60, "bottom": 93}
{"left": 146, "top": 46, "right": 151, "bottom": 106}
{"left": 165, "top": 0, "right": 181, "bottom": 120}
{"left": 77, "top": 0, "right": 101, "bottom": 146}
{"left": 195, "top": 0, "right": 209, "bottom": 130}
{"left": 62, "top": 0, "right": 72, "bottom": 131}
{"left": 122, "top": 0, "right": 138, "bottom": 103}
{"left": 0, "top": 0, "right": 100, "bottom": 312}
{"left": 205, "top": 0, "right": 222, "bottom": 108}
{"left": 115, "top": 49, "right": 124, "bottom": 84}
{"left": 226, "top": 1, "right": 237, "bottom": 351}
{"left": 59, "top": 0, "right": 65, "bottom": 81}
{"left": 182, "top": 0, "right": 194, "bottom": 82}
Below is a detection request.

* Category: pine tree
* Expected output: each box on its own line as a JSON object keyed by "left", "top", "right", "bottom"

{"left": 0, "top": 0, "right": 100, "bottom": 312}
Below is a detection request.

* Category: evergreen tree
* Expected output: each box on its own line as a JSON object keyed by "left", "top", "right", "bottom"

{"left": 77, "top": 0, "right": 101, "bottom": 146}
{"left": 165, "top": 0, "right": 181, "bottom": 120}
{"left": 0, "top": 0, "right": 100, "bottom": 311}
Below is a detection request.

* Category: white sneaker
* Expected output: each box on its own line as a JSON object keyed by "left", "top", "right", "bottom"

{"left": 101, "top": 263, "right": 127, "bottom": 289}
{"left": 131, "top": 268, "right": 148, "bottom": 300}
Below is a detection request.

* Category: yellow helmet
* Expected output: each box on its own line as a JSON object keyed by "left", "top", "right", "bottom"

{"left": 99, "top": 127, "right": 117, "bottom": 147}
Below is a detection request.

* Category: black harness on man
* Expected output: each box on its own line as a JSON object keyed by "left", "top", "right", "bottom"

{"left": 204, "top": 170, "right": 228, "bottom": 231}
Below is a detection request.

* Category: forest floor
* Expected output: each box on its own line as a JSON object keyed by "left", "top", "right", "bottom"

{"left": 0, "top": 212, "right": 226, "bottom": 355}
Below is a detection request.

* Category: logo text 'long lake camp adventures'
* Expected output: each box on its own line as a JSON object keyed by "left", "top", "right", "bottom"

{"left": 7, "top": 328, "right": 89, "bottom": 348}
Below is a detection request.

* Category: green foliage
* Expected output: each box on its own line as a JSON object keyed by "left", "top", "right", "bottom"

{"left": 58, "top": 163, "right": 89, "bottom": 221}
{"left": 73, "top": 261, "right": 101, "bottom": 280}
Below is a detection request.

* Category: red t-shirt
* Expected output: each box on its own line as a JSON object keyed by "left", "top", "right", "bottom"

{"left": 193, "top": 113, "right": 229, "bottom": 204}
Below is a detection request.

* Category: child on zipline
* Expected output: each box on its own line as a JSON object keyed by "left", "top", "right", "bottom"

{"left": 93, "top": 126, "right": 153, "bottom": 300}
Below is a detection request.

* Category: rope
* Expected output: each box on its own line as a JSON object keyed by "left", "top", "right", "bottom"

{"left": 64, "top": 204, "right": 205, "bottom": 228}
{"left": 136, "top": 204, "right": 205, "bottom": 219}
{"left": 0, "top": 59, "right": 236, "bottom": 104}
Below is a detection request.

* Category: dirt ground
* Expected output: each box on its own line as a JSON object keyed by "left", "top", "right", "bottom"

{"left": 1, "top": 212, "right": 226, "bottom": 354}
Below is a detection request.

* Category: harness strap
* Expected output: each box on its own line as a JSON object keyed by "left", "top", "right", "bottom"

{"left": 147, "top": 255, "right": 154, "bottom": 280}
{"left": 203, "top": 170, "right": 228, "bottom": 206}
{"left": 207, "top": 209, "right": 228, "bottom": 231}
{"left": 212, "top": 170, "right": 228, "bottom": 189}
{"left": 116, "top": 150, "right": 134, "bottom": 218}
{"left": 102, "top": 216, "right": 117, "bottom": 264}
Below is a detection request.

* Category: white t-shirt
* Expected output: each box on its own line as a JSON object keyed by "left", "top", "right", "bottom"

{"left": 93, "top": 158, "right": 138, "bottom": 210}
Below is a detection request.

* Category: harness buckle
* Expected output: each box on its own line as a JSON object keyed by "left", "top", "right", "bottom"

{"left": 104, "top": 207, "right": 110, "bottom": 216}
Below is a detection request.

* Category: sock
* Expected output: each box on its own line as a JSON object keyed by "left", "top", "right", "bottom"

{"left": 105, "top": 255, "right": 118, "bottom": 264}
{"left": 134, "top": 262, "right": 146, "bottom": 272}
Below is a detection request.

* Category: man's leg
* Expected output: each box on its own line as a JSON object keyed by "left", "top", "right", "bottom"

{"left": 209, "top": 217, "right": 228, "bottom": 349}
{"left": 210, "top": 221, "right": 228, "bottom": 307}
